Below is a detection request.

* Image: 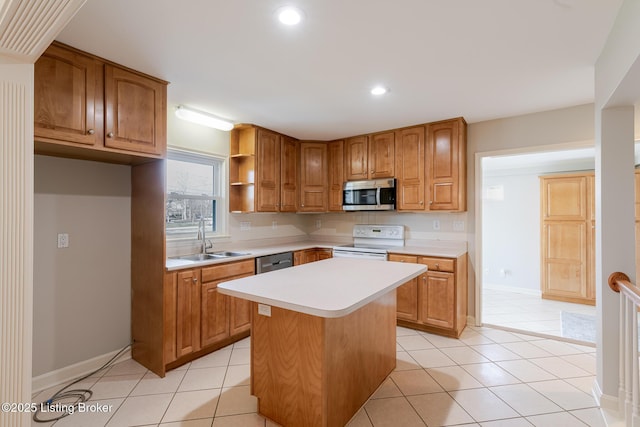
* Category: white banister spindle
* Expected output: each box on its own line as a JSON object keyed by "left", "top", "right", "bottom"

{"left": 610, "top": 272, "right": 640, "bottom": 427}
{"left": 632, "top": 303, "right": 640, "bottom": 427}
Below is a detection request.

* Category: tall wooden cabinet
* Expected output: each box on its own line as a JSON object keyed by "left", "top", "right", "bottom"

{"left": 540, "top": 172, "right": 595, "bottom": 305}
{"left": 34, "top": 41, "right": 167, "bottom": 161}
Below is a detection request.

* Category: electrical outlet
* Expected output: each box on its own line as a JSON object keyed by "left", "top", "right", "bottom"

{"left": 240, "top": 221, "right": 251, "bottom": 231}
{"left": 453, "top": 220, "right": 464, "bottom": 231}
{"left": 316, "top": 219, "right": 321, "bottom": 229}
{"left": 258, "top": 304, "right": 271, "bottom": 317}
{"left": 272, "top": 221, "right": 278, "bottom": 229}
{"left": 432, "top": 220, "right": 441, "bottom": 231}
{"left": 57, "top": 233, "right": 69, "bottom": 248}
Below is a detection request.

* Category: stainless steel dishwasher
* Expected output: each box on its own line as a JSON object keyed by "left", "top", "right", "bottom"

{"left": 255, "top": 251, "right": 293, "bottom": 274}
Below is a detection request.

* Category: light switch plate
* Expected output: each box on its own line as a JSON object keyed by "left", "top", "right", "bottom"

{"left": 258, "top": 303, "right": 271, "bottom": 317}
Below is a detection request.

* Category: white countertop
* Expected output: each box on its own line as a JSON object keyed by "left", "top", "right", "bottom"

{"left": 217, "top": 257, "right": 426, "bottom": 318}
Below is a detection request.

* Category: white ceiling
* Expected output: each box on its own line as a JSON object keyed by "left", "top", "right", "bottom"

{"left": 56, "top": 0, "right": 623, "bottom": 140}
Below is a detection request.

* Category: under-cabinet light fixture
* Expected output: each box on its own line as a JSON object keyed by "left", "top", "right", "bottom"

{"left": 175, "top": 105, "right": 234, "bottom": 131}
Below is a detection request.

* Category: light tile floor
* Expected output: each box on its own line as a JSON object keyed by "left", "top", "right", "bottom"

{"left": 31, "top": 325, "right": 604, "bottom": 427}
{"left": 482, "top": 288, "right": 597, "bottom": 342}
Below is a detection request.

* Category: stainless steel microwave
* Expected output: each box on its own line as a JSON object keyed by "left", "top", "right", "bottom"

{"left": 343, "top": 179, "right": 396, "bottom": 211}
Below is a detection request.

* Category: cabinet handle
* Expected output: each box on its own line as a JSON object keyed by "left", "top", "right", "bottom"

{"left": 107, "top": 132, "right": 114, "bottom": 138}
{"left": 429, "top": 200, "right": 433, "bottom": 205}
{"left": 192, "top": 277, "right": 198, "bottom": 283}
{"left": 87, "top": 129, "right": 95, "bottom": 135}
{"left": 420, "top": 201, "right": 424, "bottom": 205}
{"left": 370, "top": 170, "right": 374, "bottom": 174}
{"left": 435, "top": 263, "right": 439, "bottom": 270}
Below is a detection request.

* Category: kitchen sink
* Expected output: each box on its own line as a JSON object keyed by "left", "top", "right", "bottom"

{"left": 174, "top": 251, "right": 250, "bottom": 261}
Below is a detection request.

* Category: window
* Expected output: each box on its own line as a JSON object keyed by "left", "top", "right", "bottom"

{"left": 166, "top": 149, "right": 226, "bottom": 237}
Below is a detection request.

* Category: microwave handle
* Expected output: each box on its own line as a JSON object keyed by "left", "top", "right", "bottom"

{"left": 376, "top": 187, "right": 381, "bottom": 206}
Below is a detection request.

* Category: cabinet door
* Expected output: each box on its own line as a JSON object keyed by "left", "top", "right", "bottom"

{"left": 388, "top": 254, "right": 419, "bottom": 321}
{"left": 345, "top": 135, "right": 368, "bottom": 180}
{"left": 299, "top": 142, "right": 328, "bottom": 212}
{"left": 201, "top": 281, "right": 230, "bottom": 347}
{"left": 317, "top": 249, "right": 332, "bottom": 261}
{"left": 230, "top": 296, "right": 252, "bottom": 335}
{"left": 176, "top": 269, "right": 201, "bottom": 357}
{"left": 256, "top": 129, "right": 281, "bottom": 212}
{"left": 541, "top": 176, "right": 589, "bottom": 221}
{"left": 395, "top": 126, "right": 425, "bottom": 210}
{"left": 280, "top": 136, "right": 298, "bottom": 212}
{"left": 542, "top": 222, "right": 589, "bottom": 300}
{"left": 328, "top": 140, "right": 345, "bottom": 211}
{"left": 419, "top": 271, "right": 455, "bottom": 330}
{"left": 369, "top": 131, "right": 395, "bottom": 178}
{"left": 34, "top": 44, "right": 103, "bottom": 146}
{"left": 426, "top": 119, "right": 465, "bottom": 211}
{"left": 104, "top": 65, "right": 166, "bottom": 156}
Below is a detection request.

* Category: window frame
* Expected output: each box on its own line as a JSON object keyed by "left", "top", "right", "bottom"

{"left": 165, "top": 148, "right": 228, "bottom": 240}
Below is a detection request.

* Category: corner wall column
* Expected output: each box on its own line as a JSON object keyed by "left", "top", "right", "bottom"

{"left": 594, "top": 106, "right": 636, "bottom": 409}
{"left": 0, "top": 63, "right": 34, "bottom": 427}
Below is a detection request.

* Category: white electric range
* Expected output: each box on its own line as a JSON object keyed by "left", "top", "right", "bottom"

{"left": 332, "top": 224, "right": 405, "bottom": 261}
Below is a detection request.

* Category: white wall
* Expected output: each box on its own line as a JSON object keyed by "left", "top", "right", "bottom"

{"left": 482, "top": 173, "right": 540, "bottom": 292}
{"left": 33, "top": 155, "right": 131, "bottom": 377}
{"left": 468, "top": 103, "right": 596, "bottom": 316}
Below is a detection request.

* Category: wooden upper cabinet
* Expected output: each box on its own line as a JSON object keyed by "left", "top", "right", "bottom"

{"left": 299, "top": 142, "right": 328, "bottom": 212}
{"left": 345, "top": 135, "right": 369, "bottom": 180}
{"left": 344, "top": 133, "right": 395, "bottom": 180}
{"left": 280, "top": 136, "right": 298, "bottom": 212}
{"left": 369, "top": 131, "right": 395, "bottom": 178}
{"left": 426, "top": 118, "right": 466, "bottom": 211}
{"left": 104, "top": 65, "right": 166, "bottom": 156}
{"left": 328, "top": 140, "right": 345, "bottom": 211}
{"left": 34, "top": 42, "right": 167, "bottom": 162}
{"left": 256, "top": 129, "right": 281, "bottom": 212}
{"left": 229, "top": 125, "right": 299, "bottom": 213}
{"left": 34, "top": 43, "right": 103, "bottom": 147}
{"left": 395, "top": 126, "right": 425, "bottom": 211}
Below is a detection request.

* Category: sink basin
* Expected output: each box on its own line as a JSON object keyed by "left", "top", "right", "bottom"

{"left": 212, "top": 251, "right": 250, "bottom": 257}
{"left": 174, "top": 251, "right": 250, "bottom": 262}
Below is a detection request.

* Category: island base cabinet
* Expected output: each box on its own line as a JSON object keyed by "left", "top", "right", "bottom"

{"left": 251, "top": 291, "right": 397, "bottom": 427}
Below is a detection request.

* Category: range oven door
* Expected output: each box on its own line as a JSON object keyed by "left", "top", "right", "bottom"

{"left": 332, "top": 248, "right": 387, "bottom": 261}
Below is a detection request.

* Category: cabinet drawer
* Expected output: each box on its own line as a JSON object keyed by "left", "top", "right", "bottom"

{"left": 418, "top": 257, "right": 455, "bottom": 273}
{"left": 202, "top": 259, "right": 255, "bottom": 282}
{"left": 388, "top": 254, "right": 418, "bottom": 264}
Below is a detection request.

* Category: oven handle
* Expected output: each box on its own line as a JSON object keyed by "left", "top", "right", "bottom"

{"left": 333, "top": 251, "right": 387, "bottom": 261}
{"left": 376, "top": 187, "right": 381, "bottom": 206}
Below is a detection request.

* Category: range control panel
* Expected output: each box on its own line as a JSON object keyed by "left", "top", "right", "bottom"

{"left": 352, "top": 224, "right": 405, "bottom": 240}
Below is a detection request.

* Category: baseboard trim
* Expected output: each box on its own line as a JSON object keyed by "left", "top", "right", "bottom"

{"left": 32, "top": 347, "right": 132, "bottom": 393}
{"left": 593, "top": 379, "right": 624, "bottom": 426}
{"left": 483, "top": 283, "right": 541, "bottom": 297}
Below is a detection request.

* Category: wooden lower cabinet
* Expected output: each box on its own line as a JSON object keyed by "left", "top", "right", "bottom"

{"left": 293, "top": 248, "right": 333, "bottom": 265}
{"left": 389, "top": 253, "right": 467, "bottom": 338}
{"left": 164, "top": 259, "right": 254, "bottom": 369}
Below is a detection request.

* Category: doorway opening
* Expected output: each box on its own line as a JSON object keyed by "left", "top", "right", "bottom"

{"left": 476, "top": 144, "right": 598, "bottom": 344}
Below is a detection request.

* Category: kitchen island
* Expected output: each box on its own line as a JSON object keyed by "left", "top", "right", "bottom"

{"left": 218, "top": 257, "right": 426, "bottom": 427}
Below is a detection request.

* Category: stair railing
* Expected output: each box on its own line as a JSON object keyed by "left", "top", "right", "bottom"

{"left": 609, "top": 272, "right": 640, "bottom": 426}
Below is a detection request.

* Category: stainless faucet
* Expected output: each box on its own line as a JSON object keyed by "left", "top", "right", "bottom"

{"left": 197, "top": 217, "right": 212, "bottom": 254}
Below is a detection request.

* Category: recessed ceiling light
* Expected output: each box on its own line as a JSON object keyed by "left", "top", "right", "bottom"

{"left": 277, "top": 6, "right": 303, "bottom": 25}
{"left": 371, "top": 86, "right": 389, "bottom": 96}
